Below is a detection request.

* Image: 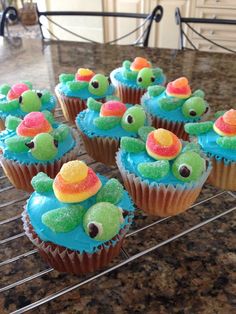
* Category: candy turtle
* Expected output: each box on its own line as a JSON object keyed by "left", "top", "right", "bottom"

{"left": 147, "top": 76, "right": 209, "bottom": 119}
{"left": 87, "top": 98, "right": 146, "bottom": 131}
{"left": 59, "top": 68, "right": 111, "bottom": 97}
{"left": 4, "top": 111, "right": 70, "bottom": 160}
{"left": 32, "top": 160, "right": 127, "bottom": 241}
{"left": 121, "top": 127, "right": 207, "bottom": 182}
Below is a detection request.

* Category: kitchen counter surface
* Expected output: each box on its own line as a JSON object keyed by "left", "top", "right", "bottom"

{"left": 0, "top": 38, "right": 235, "bottom": 314}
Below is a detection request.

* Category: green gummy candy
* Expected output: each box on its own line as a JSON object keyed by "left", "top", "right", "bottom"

{"left": 217, "top": 136, "right": 236, "bottom": 149}
{"left": 41, "top": 91, "right": 52, "bottom": 104}
{"left": 42, "top": 110, "right": 54, "bottom": 124}
{"left": 88, "top": 74, "right": 109, "bottom": 96}
{"left": 122, "top": 69, "right": 137, "bottom": 81}
{"left": 137, "top": 68, "right": 155, "bottom": 88}
{"left": 214, "top": 111, "right": 226, "bottom": 119}
{"left": 184, "top": 121, "right": 214, "bottom": 135}
{"left": 83, "top": 202, "right": 123, "bottom": 241}
{"left": 20, "top": 90, "right": 41, "bottom": 113}
{"left": 120, "top": 137, "right": 146, "bottom": 153}
{"left": 159, "top": 97, "right": 183, "bottom": 111}
{"left": 152, "top": 67, "right": 163, "bottom": 77}
{"left": 5, "top": 136, "right": 30, "bottom": 153}
{"left": 122, "top": 60, "right": 131, "bottom": 69}
{"left": 67, "top": 81, "right": 88, "bottom": 92}
{"left": 138, "top": 160, "right": 170, "bottom": 179}
{"left": 148, "top": 85, "right": 165, "bottom": 97}
{"left": 182, "top": 142, "right": 201, "bottom": 154}
{"left": 0, "top": 99, "right": 19, "bottom": 112}
{"left": 192, "top": 89, "right": 205, "bottom": 98}
{"left": 52, "top": 124, "right": 70, "bottom": 142}
{"left": 5, "top": 115, "right": 22, "bottom": 130}
{"left": 59, "top": 73, "right": 75, "bottom": 83}
{"left": 87, "top": 97, "right": 102, "bottom": 111}
{"left": 21, "top": 81, "right": 33, "bottom": 89}
{"left": 96, "top": 179, "right": 124, "bottom": 204}
{"left": 121, "top": 106, "right": 146, "bottom": 132}
{"left": 138, "top": 126, "right": 155, "bottom": 142}
{"left": 0, "top": 84, "right": 11, "bottom": 95}
{"left": 31, "top": 172, "right": 53, "bottom": 193}
{"left": 30, "top": 133, "right": 58, "bottom": 161}
{"left": 182, "top": 96, "right": 206, "bottom": 118}
{"left": 94, "top": 116, "right": 120, "bottom": 130}
{"left": 42, "top": 205, "right": 86, "bottom": 233}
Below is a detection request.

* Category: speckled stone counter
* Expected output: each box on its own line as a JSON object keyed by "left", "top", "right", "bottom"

{"left": 0, "top": 38, "right": 235, "bottom": 314}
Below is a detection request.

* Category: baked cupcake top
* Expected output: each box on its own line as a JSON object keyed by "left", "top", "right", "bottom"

{"left": 0, "top": 111, "right": 75, "bottom": 164}
{"left": 76, "top": 98, "right": 148, "bottom": 139}
{"left": 0, "top": 81, "right": 56, "bottom": 119}
{"left": 110, "top": 57, "right": 166, "bottom": 89}
{"left": 142, "top": 77, "right": 209, "bottom": 123}
{"left": 117, "top": 127, "right": 211, "bottom": 186}
{"left": 56, "top": 68, "right": 114, "bottom": 99}
{"left": 185, "top": 109, "right": 236, "bottom": 163}
{"left": 26, "top": 160, "right": 134, "bottom": 253}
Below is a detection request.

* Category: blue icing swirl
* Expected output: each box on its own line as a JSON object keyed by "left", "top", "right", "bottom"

{"left": 56, "top": 82, "right": 115, "bottom": 99}
{"left": 111, "top": 68, "right": 166, "bottom": 89}
{"left": 76, "top": 105, "right": 145, "bottom": 139}
{"left": 0, "top": 94, "right": 56, "bottom": 119}
{"left": 26, "top": 175, "right": 134, "bottom": 253}
{"left": 0, "top": 123, "right": 76, "bottom": 164}
{"left": 198, "top": 130, "right": 236, "bottom": 163}
{"left": 142, "top": 92, "right": 201, "bottom": 123}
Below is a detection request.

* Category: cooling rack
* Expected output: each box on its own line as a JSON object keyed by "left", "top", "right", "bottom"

{"left": 0, "top": 108, "right": 235, "bottom": 314}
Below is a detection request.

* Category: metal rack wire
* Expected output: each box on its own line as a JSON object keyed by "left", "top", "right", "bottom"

{"left": 0, "top": 109, "right": 235, "bottom": 313}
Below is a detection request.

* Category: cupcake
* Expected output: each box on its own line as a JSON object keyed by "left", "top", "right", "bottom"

{"left": 0, "top": 81, "right": 56, "bottom": 131}
{"left": 22, "top": 160, "right": 134, "bottom": 275}
{"left": 76, "top": 97, "right": 148, "bottom": 166}
{"left": 185, "top": 109, "right": 236, "bottom": 190}
{"left": 110, "top": 57, "right": 166, "bottom": 105}
{"left": 116, "top": 127, "right": 211, "bottom": 216}
{"left": 55, "top": 68, "right": 115, "bottom": 124}
{"left": 0, "top": 111, "right": 79, "bottom": 191}
{"left": 141, "top": 77, "right": 210, "bottom": 140}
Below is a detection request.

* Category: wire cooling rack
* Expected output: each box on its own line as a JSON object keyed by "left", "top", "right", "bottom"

{"left": 0, "top": 108, "right": 236, "bottom": 313}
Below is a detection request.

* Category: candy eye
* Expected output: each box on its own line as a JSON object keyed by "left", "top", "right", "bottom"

{"left": 178, "top": 164, "right": 192, "bottom": 178}
{"left": 19, "top": 96, "right": 22, "bottom": 103}
{"left": 87, "top": 222, "right": 103, "bottom": 239}
{"left": 88, "top": 74, "right": 109, "bottom": 96}
{"left": 54, "top": 139, "right": 58, "bottom": 148}
{"left": 121, "top": 106, "right": 146, "bottom": 132}
{"left": 137, "top": 68, "right": 155, "bottom": 88}
{"left": 182, "top": 96, "right": 207, "bottom": 118}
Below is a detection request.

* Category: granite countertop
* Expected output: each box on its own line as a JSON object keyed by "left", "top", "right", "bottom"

{"left": 0, "top": 38, "right": 235, "bottom": 314}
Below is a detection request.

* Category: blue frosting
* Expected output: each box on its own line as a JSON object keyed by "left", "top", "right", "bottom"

{"left": 56, "top": 82, "right": 114, "bottom": 99}
{"left": 111, "top": 68, "right": 166, "bottom": 89}
{"left": 26, "top": 175, "right": 134, "bottom": 253}
{"left": 198, "top": 130, "right": 236, "bottom": 163}
{"left": 0, "top": 123, "right": 75, "bottom": 164}
{"left": 0, "top": 93, "right": 56, "bottom": 120}
{"left": 76, "top": 105, "right": 145, "bottom": 139}
{"left": 142, "top": 92, "right": 201, "bottom": 123}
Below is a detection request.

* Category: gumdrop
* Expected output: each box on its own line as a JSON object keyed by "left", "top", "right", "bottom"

{"left": 96, "top": 179, "right": 124, "bottom": 204}
{"left": 0, "top": 84, "right": 11, "bottom": 96}
{"left": 192, "top": 89, "right": 205, "bottom": 98}
{"left": 60, "top": 160, "right": 88, "bottom": 183}
{"left": 5, "top": 136, "right": 31, "bottom": 153}
{"left": 137, "top": 68, "right": 155, "bottom": 88}
{"left": 83, "top": 202, "right": 123, "bottom": 241}
{"left": 42, "top": 110, "right": 54, "bottom": 125}
{"left": 88, "top": 74, "right": 109, "bottom": 96}
{"left": 87, "top": 97, "right": 102, "bottom": 111}
{"left": 30, "top": 133, "right": 58, "bottom": 161}
{"left": 138, "top": 126, "right": 155, "bottom": 142}
{"left": 182, "top": 142, "right": 201, "bottom": 154}
{"left": 59, "top": 73, "right": 75, "bottom": 83}
{"left": 121, "top": 137, "right": 146, "bottom": 153}
{"left": 0, "top": 99, "right": 19, "bottom": 112}
{"left": 184, "top": 121, "right": 213, "bottom": 135}
{"left": 159, "top": 97, "right": 183, "bottom": 111}
{"left": 67, "top": 81, "right": 88, "bottom": 92}
{"left": 52, "top": 124, "right": 70, "bottom": 142}
{"left": 31, "top": 172, "right": 53, "bottom": 193}
{"left": 7, "top": 83, "right": 29, "bottom": 100}
{"left": 121, "top": 106, "right": 146, "bottom": 132}
{"left": 100, "top": 101, "right": 126, "bottom": 117}
{"left": 21, "top": 80, "right": 33, "bottom": 89}
{"left": 20, "top": 90, "right": 41, "bottom": 113}
{"left": 147, "top": 85, "right": 165, "bottom": 97}
{"left": 42, "top": 205, "right": 86, "bottom": 233}
{"left": 94, "top": 116, "right": 121, "bottom": 130}
{"left": 182, "top": 96, "right": 207, "bottom": 118}
{"left": 41, "top": 91, "right": 52, "bottom": 104}
{"left": 138, "top": 160, "right": 170, "bottom": 180}
{"left": 5, "top": 115, "right": 22, "bottom": 131}
{"left": 217, "top": 136, "right": 236, "bottom": 149}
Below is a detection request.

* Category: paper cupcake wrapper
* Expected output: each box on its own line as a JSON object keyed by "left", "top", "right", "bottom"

{"left": 116, "top": 83, "right": 146, "bottom": 105}
{"left": 0, "top": 130, "right": 80, "bottom": 192}
{"left": 78, "top": 126, "right": 119, "bottom": 166}
{"left": 0, "top": 118, "right": 5, "bottom": 131}
{"left": 116, "top": 151, "right": 211, "bottom": 217}
{"left": 22, "top": 210, "right": 131, "bottom": 275}
{"left": 207, "top": 157, "right": 236, "bottom": 191}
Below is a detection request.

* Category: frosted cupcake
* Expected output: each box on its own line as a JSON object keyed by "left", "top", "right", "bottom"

{"left": 110, "top": 57, "right": 166, "bottom": 105}
{"left": 185, "top": 109, "right": 236, "bottom": 190}
{"left": 0, "top": 81, "right": 56, "bottom": 131}
{"left": 116, "top": 127, "right": 211, "bottom": 216}
{"left": 55, "top": 68, "right": 115, "bottom": 124}
{"left": 0, "top": 111, "right": 79, "bottom": 191}
{"left": 141, "top": 77, "right": 210, "bottom": 140}
{"left": 76, "top": 98, "right": 148, "bottom": 165}
{"left": 22, "top": 160, "right": 134, "bottom": 275}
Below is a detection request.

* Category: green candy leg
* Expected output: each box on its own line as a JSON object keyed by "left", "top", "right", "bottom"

{"left": 192, "top": 89, "right": 205, "bottom": 98}
{"left": 31, "top": 172, "right": 53, "bottom": 193}
{"left": 147, "top": 85, "right": 165, "bottom": 97}
{"left": 0, "top": 84, "right": 11, "bottom": 96}
{"left": 66, "top": 81, "right": 88, "bottom": 92}
{"left": 5, "top": 115, "right": 22, "bottom": 131}
{"left": 96, "top": 178, "right": 124, "bottom": 204}
{"left": 138, "top": 126, "right": 155, "bottom": 142}
{"left": 59, "top": 73, "right": 75, "bottom": 83}
{"left": 5, "top": 136, "right": 31, "bottom": 153}
{"left": 159, "top": 97, "right": 183, "bottom": 111}
{"left": 94, "top": 116, "right": 121, "bottom": 130}
{"left": 0, "top": 99, "right": 19, "bottom": 112}
{"left": 217, "top": 136, "right": 236, "bottom": 149}
{"left": 138, "top": 160, "right": 170, "bottom": 180}
{"left": 184, "top": 121, "right": 214, "bottom": 135}
{"left": 87, "top": 97, "right": 102, "bottom": 111}
{"left": 120, "top": 137, "right": 146, "bottom": 153}
{"left": 51, "top": 124, "right": 70, "bottom": 142}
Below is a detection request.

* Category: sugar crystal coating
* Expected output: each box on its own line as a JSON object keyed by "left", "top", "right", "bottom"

{"left": 121, "top": 137, "right": 146, "bottom": 153}
{"left": 42, "top": 110, "right": 54, "bottom": 124}
{"left": 182, "top": 96, "right": 206, "bottom": 118}
{"left": 216, "top": 136, "right": 236, "bottom": 149}
{"left": 138, "top": 126, "right": 155, "bottom": 142}
{"left": 94, "top": 116, "right": 121, "bottom": 130}
{"left": 0, "top": 99, "right": 19, "bottom": 112}
{"left": 42, "top": 205, "right": 86, "bottom": 233}
{"left": 20, "top": 90, "right": 41, "bottom": 113}
{"left": 7, "top": 83, "right": 29, "bottom": 100}
{"left": 121, "top": 106, "right": 146, "bottom": 132}
{"left": 83, "top": 202, "right": 123, "bottom": 241}
{"left": 184, "top": 121, "right": 214, "bottom": 135}
{"left": 52, "top": 124, "right": 70, "bottom": 142}
{"left": 5, "top": 115, "right": 22, "bottom": 130}
{"left": 0, "top": 84, "right": 11, "bottom": 96}
{"left": 137, "top": 68, "right": 155, "bottom": 88}
{"left": 138, "top": 160, "right": 170, "bottom": 179}
{"left": 5, "top": 135, "right": 30, "bottom": 153}
{"left": 88, "top": 74, "right": 109, "bottom": 96}
{"left": 100, "top": 101, "right": 126, "bottom": 117}
{"left": 96, "top": 179, "right": 123, "bottom": 204}
{"left": 147, "top": 85, "right": 165, "bottom": 97}
{"left": 87, "top": 97, "right": 102, "bottom": 111}
{"left": 59, "top": 73, "right": 75, "bottom": 83}
{"left": 60, "top": 160, "right": 88, "bottom": 183}
{"left": 31, "top": 172, "right": 53, "bottom": 193}
{"left": 30, "top": 133, "right": 58, "bottom": 161}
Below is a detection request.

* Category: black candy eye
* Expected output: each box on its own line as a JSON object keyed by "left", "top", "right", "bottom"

{"left": 126, "top": 115, "right": 133, "bottom": 124}
{"left": 54, "top": 139, "right": 58, "bottom": 148}
{"left": 37, "top": 92, "right": 42, "bottom": 98}
{"left": 122, "top": 210, "right": 129, "bottom": 218}
{"left": 151, "top": 77, "right": 155, "bottom": 82}
{"left": 19, "top": 96, "right": 22, "bottom": 103}
{"left": 107, "top": 77, "right": 111, "bottom": 84}
{"left": 189, "top": 110, "right": 197, "bottom": 116}
{"left": 178, "top": 165, "right": 191, "bottom": 178}
{"left": 138, "top": 77, "right": 142, "bottom": 82}
{"left": 88, "top": 223, "right": 99, "bottom": 238}
{"left": 91, "top": 81, "right": 99, "bottom": 89}
{"left": 204, "top": 106, "right": 209, "bottom": 114}
{"left": 25, "top": 141, "right": 34, "bottom": 149}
